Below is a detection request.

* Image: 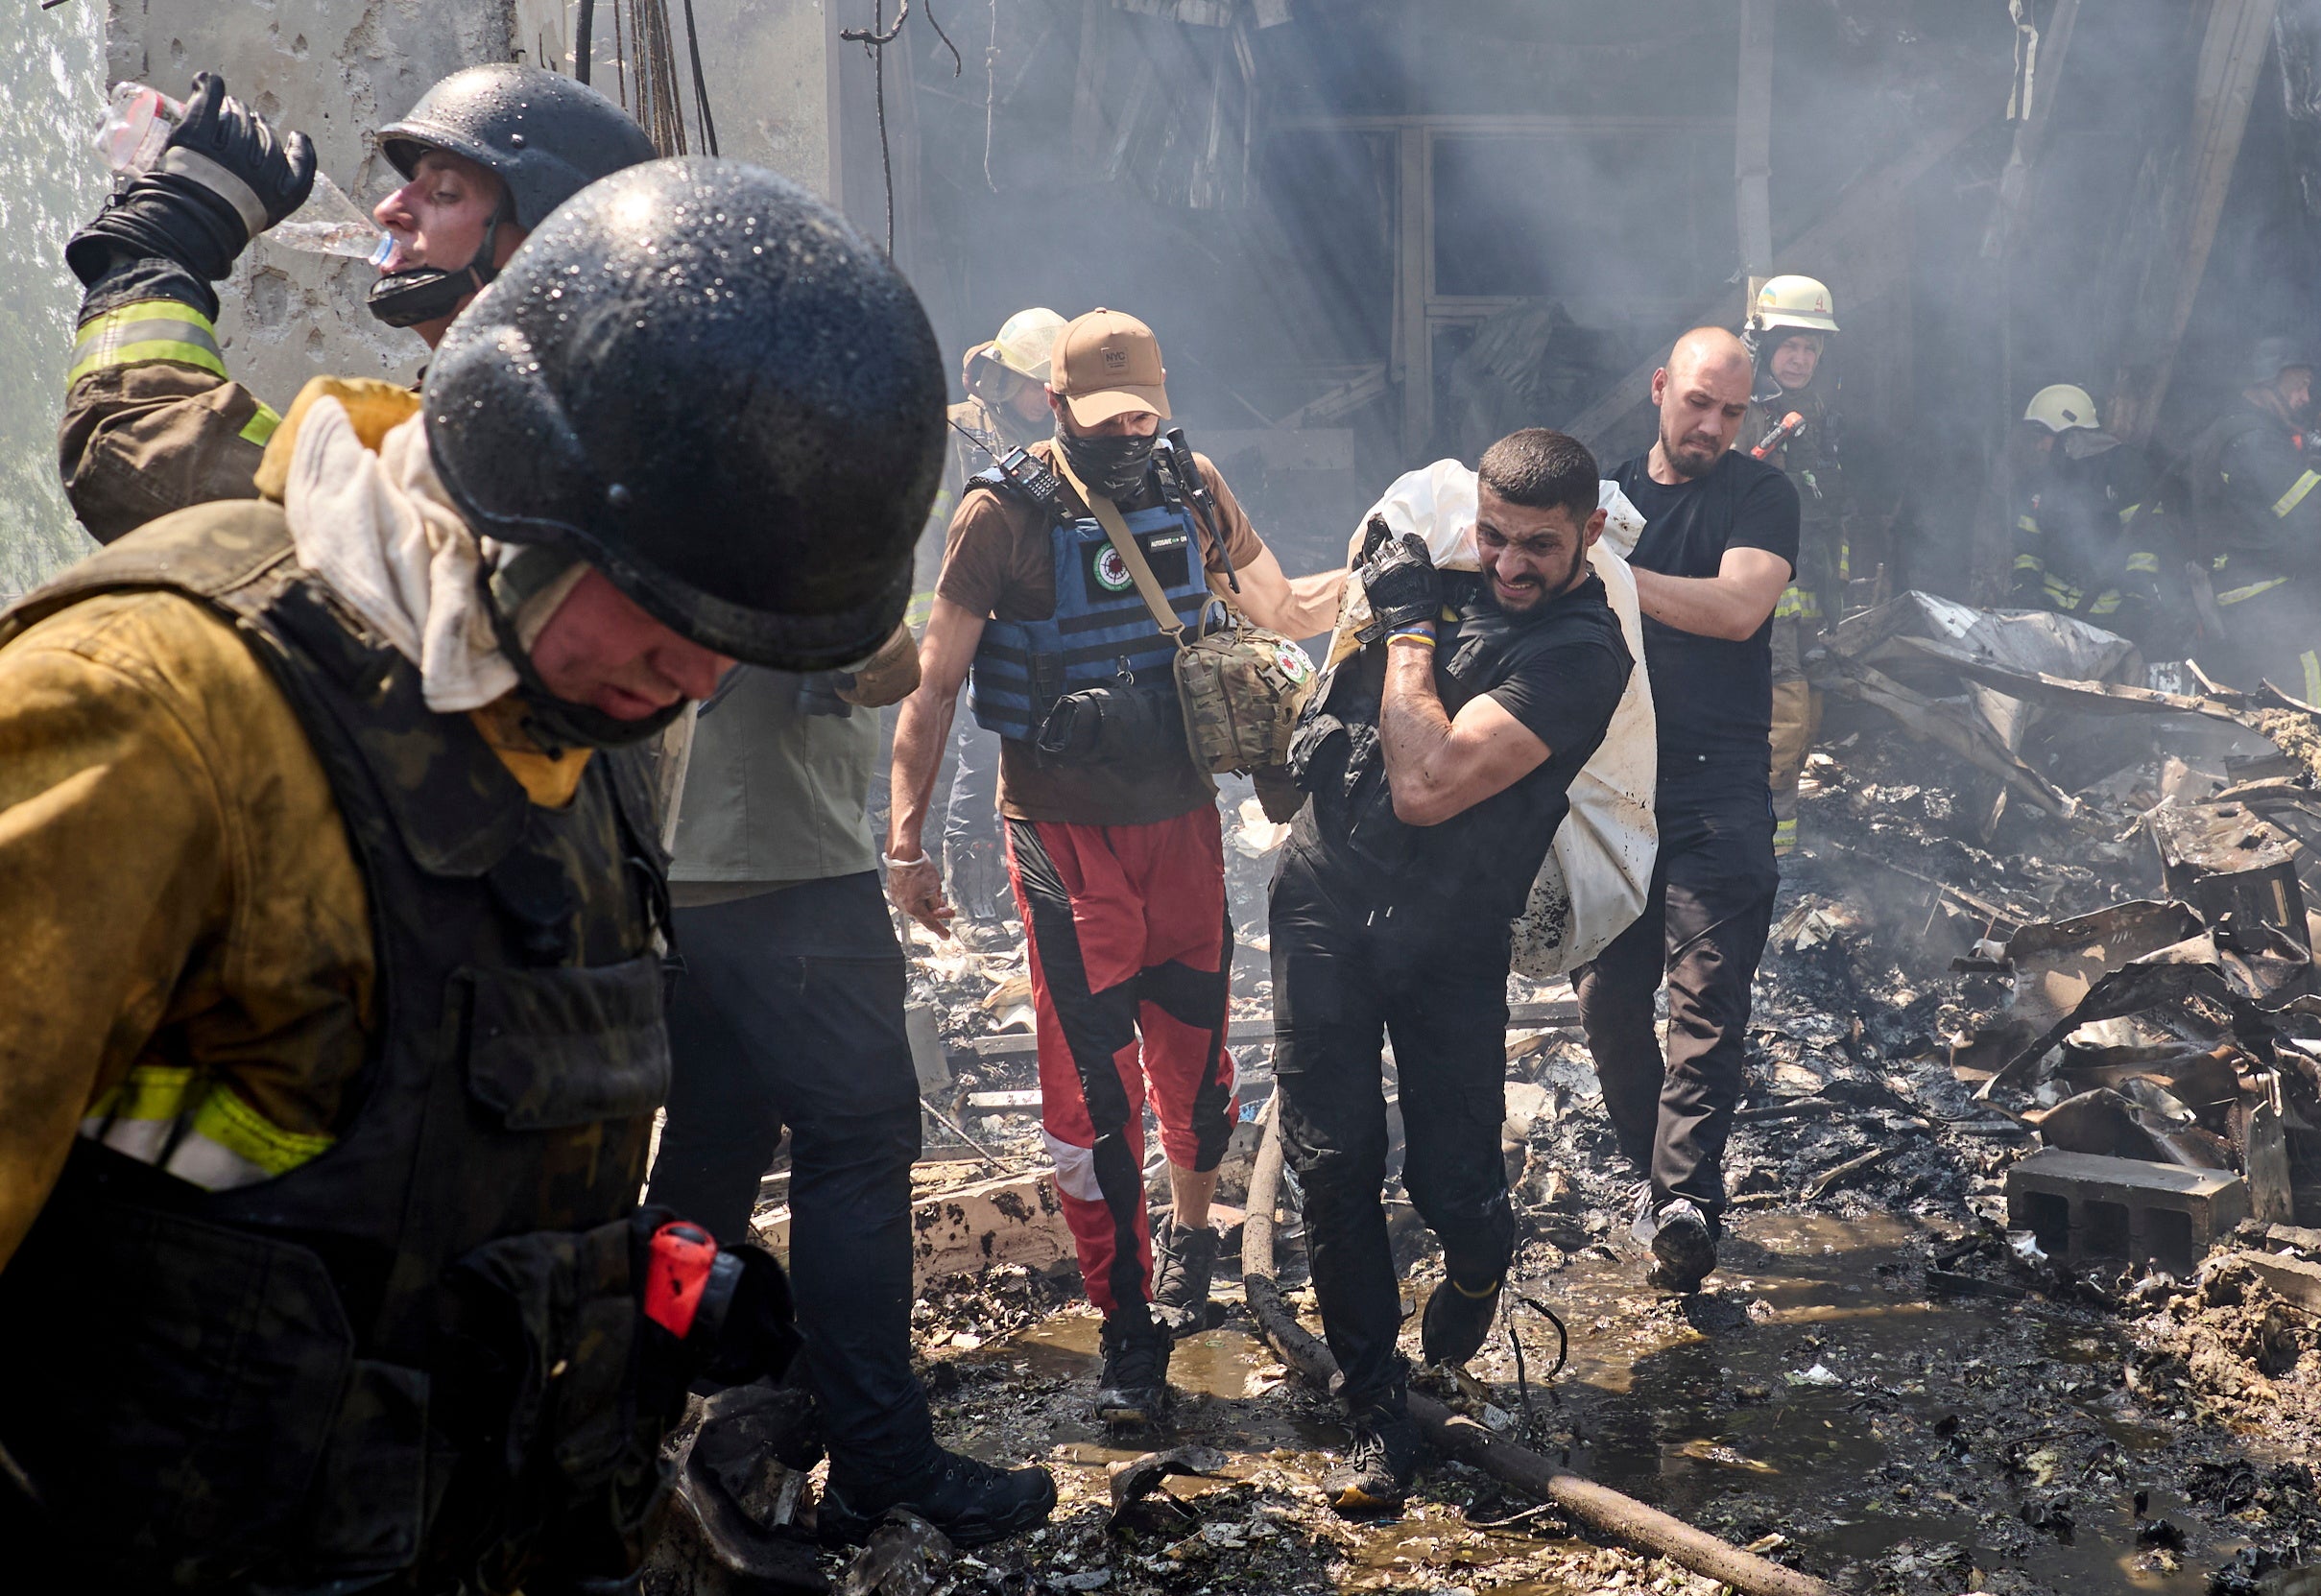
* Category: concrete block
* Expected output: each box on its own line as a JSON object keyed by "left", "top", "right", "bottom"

{"left": 904, "top": 1003, "right": 951, "bottom": 1094}
{"left": 2006, "top": 1148, "right": 2249, "bottom": 1275}
{"left": 2238, "top": 1250, "right": 2321, "bottom": 1315}
{"left": 756, "top": 1169, "right": 1074, "bottom": 1286}
{"left": 908, "top": 1170, "right": 1073, "bottom": 1283}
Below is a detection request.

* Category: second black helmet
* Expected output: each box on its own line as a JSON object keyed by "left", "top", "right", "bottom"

{"left": 423, "top": 157, "right": 947, "bottom": 671}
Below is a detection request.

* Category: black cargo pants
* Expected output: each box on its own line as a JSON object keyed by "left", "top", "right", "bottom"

{"left": 1268, "top": 847, "right": 1517, "bottom": 1411}
{"left": 646, "top": 870, "right": 939, "bottom": 1484}
{"left": 1574, "top": 769, "right": 1779, "bottom": 1220}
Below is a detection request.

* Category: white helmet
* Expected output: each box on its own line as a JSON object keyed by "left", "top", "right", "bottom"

{"left": 2023, "top": 384, "right": 2099, "bottom": 433}
{"left": 1753, "top": 274, "right": 1838, "bottom": 336}
{"left": 991, "top": 307, "right": 1066, "bottom": 383}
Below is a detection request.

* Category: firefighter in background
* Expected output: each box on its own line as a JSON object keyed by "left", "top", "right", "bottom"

{"left": 933, "top": 308, "right": 1068, "bottom": 927}
{"left": 2184, "top": 338, "right": 2321, "bottom": 700}
{"left": 2007, "top": 385, "right": 2167, "bottom": 644}
{"left": 1742, "top": 274, "right": 1845, "bottom": 857}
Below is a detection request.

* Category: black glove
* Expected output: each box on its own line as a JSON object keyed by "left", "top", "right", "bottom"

{"left": 1357, "top": 528, "right": 1442, "bottom": 639}
{"left": 67, "top": 73, "right": 317, "bottom": 290}
{"left": 794, "top": 671, "right": 856, "bottom": 718}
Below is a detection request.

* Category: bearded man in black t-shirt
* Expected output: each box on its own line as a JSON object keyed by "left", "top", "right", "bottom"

{"left": 1577, "top": 326, "right": 1800, "bottom": 1297}
{"left": 1271, "top": 429, "right": 1632, "bottom": 1515}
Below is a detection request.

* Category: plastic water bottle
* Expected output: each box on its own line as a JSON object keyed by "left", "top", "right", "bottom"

{"left": 95, "top": 82, "right": 393, "bottom": 266}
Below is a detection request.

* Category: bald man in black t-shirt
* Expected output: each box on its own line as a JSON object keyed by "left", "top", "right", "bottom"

{"left": 1576, "top": 328, "right": 1800, "bottom": 1295}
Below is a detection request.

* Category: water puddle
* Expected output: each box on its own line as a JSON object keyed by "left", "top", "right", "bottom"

{"left": 953, "top": 1212, "right": 2271, "bottom": 1590}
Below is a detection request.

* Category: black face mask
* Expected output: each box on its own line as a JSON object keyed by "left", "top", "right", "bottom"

{"left": 1056, "top": 427, "right": 1158, "bottom": 501}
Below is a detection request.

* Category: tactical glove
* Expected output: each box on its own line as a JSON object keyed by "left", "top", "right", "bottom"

{"left": 67, "top": 73, "right": 317, "bottom": 289}
{"left": 1357, "top": 526, "right": 1442, "bottom": 639}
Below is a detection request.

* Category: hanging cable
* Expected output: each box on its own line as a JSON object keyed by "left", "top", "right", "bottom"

{"left": 681, "top": 0, "right": 720, "bottom": 155}
{"left": 983, "top": 0, "right": 1000, "bottom": 192}
{"left": 923, "top": 0, "right": 963, "bottom": 76}
{"left": 840, "top": 0, "right": 905, "bottom": 253}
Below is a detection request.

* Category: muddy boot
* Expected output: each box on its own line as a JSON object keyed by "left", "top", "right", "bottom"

{"left": 1093, "top": 1310, "right": 1173, "bottom": 1427}
{"left": 820, "top": 1446, "right": 1059, "bottom": 1549}
{"left": 1420, "top": 1273, "right": 1502, "bottom": 1368}
{"left": 1325, "top": 1398, "right": 1420, "bottom": 1517}
{"left": 1640, "top": 1196, "right": 1717, "bottom": 1293}
{"left": 1151, "top": 1216, "right": 1221, "bottom": 1339}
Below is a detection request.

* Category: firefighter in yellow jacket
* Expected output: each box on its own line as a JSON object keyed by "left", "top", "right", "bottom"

{"left": 58, "top": 63, "right": 654, "bottom": 543}
{"left": 1742, "top": 274, "right": 1846, "bottom": 856}
{"left": 0, "top": 161, "right": 951, "bottom": 1592}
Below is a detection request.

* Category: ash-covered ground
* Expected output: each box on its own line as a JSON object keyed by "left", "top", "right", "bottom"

{"left": 706, "top": 713, "right": 2321, "bottom": 1596}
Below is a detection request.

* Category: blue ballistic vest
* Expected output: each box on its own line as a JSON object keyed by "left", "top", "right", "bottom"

{"left": 968, "top": 474, "right": 1211, "bottom": 746}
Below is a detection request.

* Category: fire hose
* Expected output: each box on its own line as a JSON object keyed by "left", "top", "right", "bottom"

{"left": 1239, "top": 1098, "right": 1846, "bottom": 1596}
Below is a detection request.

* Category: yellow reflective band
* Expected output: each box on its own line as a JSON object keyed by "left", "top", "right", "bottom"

{"left": 1837, "top": 539, "right": 1851, "bottom": 584}
{"left": 1772, "top": 817, "right": 1798, "bottom": 854}
{"left": 905, "top": 588, "right": 937, "bottom": 629}
{"left": 2119, "top": 503, "right": 2142, "bottom": 524}
{"left": 66, "top": 300, "right": 227, "bottom": 386}
{"left": 2088, "top": 591, "right": 2122, "bottom": 615}
{"left": 2305, "top": 649, "right": 2321, "bottom": 706}
{"left": 1773, "top": 584, "right": 1821, "bottom": 620}
{"left": 2274, "top": 470, "right": 2321, "bottom": 519}
{"left": 2217, "top": 576, "right": 2289, "bottom": 606}
{"left": 2124, "top": 552, "right": 2161, "bottom": 575}
{"left": 2016, "top": 515, "right": 2040, "bottom": 535}
{"left": 81, "top": 1064, "right": 332, "bottom": 1188}
{"left": 2013, "top": 553, "right": 2045, "bottom": 572}
{"left": 238, "top": 401, "right": 282, "bottom": 447}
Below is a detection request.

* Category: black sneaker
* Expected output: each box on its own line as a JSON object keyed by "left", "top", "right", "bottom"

{"left": 1325, "top": 1400, "right": 1420, "bottom": 1517}
{"left": 1093, "top": 1312, "right": 1172, "bottom": 1426}
{"left": 1645, "top": 1197, "right": 1717, "bottom": 1293}
{"left": 1151, "top": 1217, "right": 1221, "bottom": 1339}
{"left": 820, "top": 1447, "right": 1058, "bottom": 1549}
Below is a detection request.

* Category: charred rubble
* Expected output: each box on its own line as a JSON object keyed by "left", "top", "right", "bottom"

{"left": 659, "top": 593, "right": 2321, "bottom": 1594}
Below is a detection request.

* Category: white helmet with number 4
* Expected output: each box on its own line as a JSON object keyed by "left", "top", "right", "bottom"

{"left": 1753, "top": 274, "right": 1839, "bottom": 336}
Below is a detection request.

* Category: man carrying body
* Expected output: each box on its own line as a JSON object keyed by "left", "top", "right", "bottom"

{"left": 888, "top": 309, "right": 1341, "bottom": 1424}
{"left": 1577, "top": 327, "right": 1800, "bottom": 1294}
{"left": 2007, "top": 384, "right": 2168, "bottom": 646}
{"left": 2184, "top": 338, "right": 2321, "bottom": 699}
{"left": 60, "top": 64, "right": 653, "bottom": 543}
{"left": 0, "top": 161, "right": 939, "bottom": 1590}
{"left": 1742, "top": 274, "right": 1846, "bottom": 857}
{"left": 1273, "top": 429, "right": 1632, "bottom": 1513}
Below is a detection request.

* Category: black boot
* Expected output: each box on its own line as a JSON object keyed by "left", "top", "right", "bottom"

{"left": 820, "top": 1446, "right": 1058, "bottom": 1549}
{"left": 1151, "top": 1216, "right": 1221, "bottom": 1339}
{"left": 1093, "top": 1310, "right": 1173, "bottom": 1426}
{"left": 1325, "top": 1397, "right": 1421, "bottom": 1517}
{"left": 1419, "top": 1273, "right": 1502, "bottom": 1369}
{"left": 1643, "top": 1196, "right": 1717, "bottom": 1293}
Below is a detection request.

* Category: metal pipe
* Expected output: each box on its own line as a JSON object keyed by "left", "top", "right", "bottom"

{"left": 1240, "top": 1100, "right": 1848, "bottom": 1596}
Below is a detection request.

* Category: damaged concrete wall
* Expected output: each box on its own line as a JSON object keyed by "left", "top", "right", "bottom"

{"left": 0, "top": 2, "right": 106, "bottom": 594}
{"left": 104, "top": 0, "right": 535, "bottom": 398}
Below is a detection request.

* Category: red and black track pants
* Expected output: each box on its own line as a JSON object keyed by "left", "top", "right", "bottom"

{"left": 1004, "top": 807, "right": 1238, "bottom": 1319}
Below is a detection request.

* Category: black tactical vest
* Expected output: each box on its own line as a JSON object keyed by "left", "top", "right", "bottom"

{"left": 0, "top": 503, "right": 682, "bottom": 1592}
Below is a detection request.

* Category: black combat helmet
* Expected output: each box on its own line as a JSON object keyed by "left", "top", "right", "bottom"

{"left": 378, "top": 63, "right": 658, "bottom": 229}
{"left": 424, "top": 157, "right": 946, "bottom": 674}
{"left": 369, "top": 64, "right": 656, "bottom": 328}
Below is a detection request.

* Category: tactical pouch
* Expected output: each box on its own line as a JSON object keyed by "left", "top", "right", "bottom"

{"left": 0, "top": 1149, "right": 362, "bottom": 1586}
{"left": 1034, "top": 680, "right": 1183, "bottom": 764}
{"left": 1050, "top": 440, "right": 1318, "bottom": 778}
{"left": 441, "top": 1210, "right": 681, "bottom": 1586}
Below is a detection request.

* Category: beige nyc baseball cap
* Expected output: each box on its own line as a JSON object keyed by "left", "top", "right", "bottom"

{"left": 1050, "top": 307, "right": 1171, "bottom": 425}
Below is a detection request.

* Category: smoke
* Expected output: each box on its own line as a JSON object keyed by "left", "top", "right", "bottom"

{"left": 0, "top": 1, "right": 103, "bottom": 597}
